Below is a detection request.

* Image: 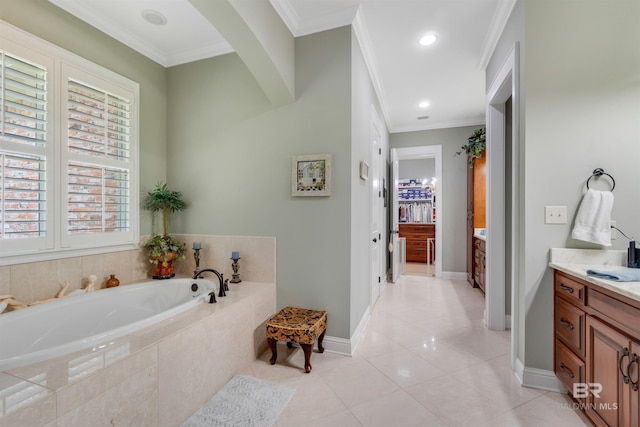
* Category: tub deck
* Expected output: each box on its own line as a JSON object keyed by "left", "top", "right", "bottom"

{"left": 0, "top": 280, "right": 275, "bottom": 427}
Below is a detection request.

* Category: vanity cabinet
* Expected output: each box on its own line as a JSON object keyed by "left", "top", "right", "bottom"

{"left": 473, "top": 237, "right": 485, "bottom": 292}
{"left": 553, "top": 270, "right": 640, "bottom": 426}
{"left": 399, "top": 224, "right": 435, "bottom": 264}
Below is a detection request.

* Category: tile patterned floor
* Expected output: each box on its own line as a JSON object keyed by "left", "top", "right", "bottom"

{"left": 241, "top": 273, "right": 591, "bottom": 426}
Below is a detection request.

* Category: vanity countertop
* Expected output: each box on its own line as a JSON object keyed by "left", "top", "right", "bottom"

{"left": 549, "top": 248, "right": 640, "bottom": 302}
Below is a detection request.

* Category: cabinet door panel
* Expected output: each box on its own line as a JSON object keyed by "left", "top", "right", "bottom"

{"left": 586, "top": 316, "right": 631, "bottom": 427}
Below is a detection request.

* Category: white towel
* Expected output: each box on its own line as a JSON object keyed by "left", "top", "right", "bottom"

{"left": 571, "top": 189, "right": 614, "bottom": 246}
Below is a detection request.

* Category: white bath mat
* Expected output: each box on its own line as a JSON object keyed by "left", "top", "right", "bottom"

{"left": 181, "top": 375, "right": 294, "bottom": 427}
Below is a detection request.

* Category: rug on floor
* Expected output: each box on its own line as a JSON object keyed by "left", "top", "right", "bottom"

{"left": 181, "top": 375, "right": 295, "bottom": 427}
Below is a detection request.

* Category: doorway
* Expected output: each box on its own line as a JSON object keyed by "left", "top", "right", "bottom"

{"left": 390, "top": 145, "right": 442, "bottom": 281}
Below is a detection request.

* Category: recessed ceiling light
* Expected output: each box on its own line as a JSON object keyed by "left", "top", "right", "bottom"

{"left": 419, "top": 101, "right": 430, "bottom": 108}
{"left": 142, "top": 9, "right": 167, "bottom": 26}
{"left": 418, "top": 34, "right": 437, "bottom": 46}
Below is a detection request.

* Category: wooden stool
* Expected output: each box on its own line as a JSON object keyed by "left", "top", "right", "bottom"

{"left": 265, "top": 306, "right": 327, "bottom": 373}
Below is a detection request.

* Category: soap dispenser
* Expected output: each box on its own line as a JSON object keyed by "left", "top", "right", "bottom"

{"left": 628, "top": 241, "right": 639, "bottom": 268}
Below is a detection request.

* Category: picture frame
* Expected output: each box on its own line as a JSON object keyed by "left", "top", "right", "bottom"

{"left": 360, "top": 161, "right": 369, "bottom": 180}
{"left": 292, "top": 154, "right": 332, "bottom": 197}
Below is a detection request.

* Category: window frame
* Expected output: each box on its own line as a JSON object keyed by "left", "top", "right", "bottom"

{"left": 0, "top": 22, "right": 139, "bottom": 265}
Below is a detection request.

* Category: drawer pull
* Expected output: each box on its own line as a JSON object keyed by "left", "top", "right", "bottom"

{"left": 619, "top": 347, "right": 630, "bottom": 384}
{"left": 559, "top": 283, "right": 574, "bottom": 294}
{"left": 559, "top": 317, "right": 574, "bottom": 331}
{"left": 559, "top": 362, "right": 574, "bottom": 379}
{"left": 628, "top": 353, "right": 639, "bottom": 392}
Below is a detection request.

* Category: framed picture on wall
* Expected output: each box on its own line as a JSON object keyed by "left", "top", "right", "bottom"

{"left": 292, "top": 154, "right": 332, "bottom": 197}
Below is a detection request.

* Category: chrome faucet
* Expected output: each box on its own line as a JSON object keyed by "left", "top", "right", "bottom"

{"left": 193, "top": 269, "right": 226, "bottom": 298}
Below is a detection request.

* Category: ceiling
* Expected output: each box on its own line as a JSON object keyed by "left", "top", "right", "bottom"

{"left": 48, "top": 0, "right": 515, "bottom": 133}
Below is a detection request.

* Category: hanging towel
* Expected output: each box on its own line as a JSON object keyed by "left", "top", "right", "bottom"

{"left": 571, "top": 189, "right": 614, "bottom": 246}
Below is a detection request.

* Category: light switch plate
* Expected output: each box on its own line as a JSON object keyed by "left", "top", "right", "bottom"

{"left": 545, "top": 206, "right": 567, "bottom": 224}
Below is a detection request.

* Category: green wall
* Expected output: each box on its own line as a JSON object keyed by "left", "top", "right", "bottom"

{"left": 2, "top": 0, "right": 168, "bottom": 236}
{"left": 487, "top": 0, "right": 640, "bottom": 372}
{"left": 167, "top": 27, "right": 354, "bottom": 338}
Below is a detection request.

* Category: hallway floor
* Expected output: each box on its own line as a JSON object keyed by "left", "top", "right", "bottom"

{"left": 241, "top": 273, "right": 590, "bottom": 426}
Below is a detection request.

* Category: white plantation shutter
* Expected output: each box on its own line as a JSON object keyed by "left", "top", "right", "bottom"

{"left": 63, "top": 73, "right": 134, "bottom": 244}
{"left": 1, "top": 152, "right": 46, "bottom": 238}
{"left": 0, "top": 24, "right": 138, "bottom": 261}
{"left": 0, "top": 52, "right": 47, "bottom": 147}
{"left": 0, "top": 48, "right": 50, "bottom": 250}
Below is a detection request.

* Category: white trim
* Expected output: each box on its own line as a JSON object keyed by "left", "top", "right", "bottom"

{"left": 270, "top": 0, "right": 359, "bottom": 37}
{"left": 394, "top": 146, "right": 443, "bottom": 278}
{"left": 319, "top": 304, "right": 371, "bottom": 356}
{"left": 390, "top": 117, "right": 486, "bottom": 134}
{"left": 352, "top": 10, "right": 393, "bottom": 133}
{"left": 522, "top": 367, "right": 566, "bottom": 393}
{"left": 486, "top": 42, "right": 520, "bottom": 378}
{"left": 477, "top": 0, "right": 518, "bottom": 70}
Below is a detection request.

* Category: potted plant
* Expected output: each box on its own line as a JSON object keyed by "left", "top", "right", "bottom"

{"left": 142, "top": 182, "right": 189, "bottom": 279}
{"left": 455, "top": 127, "right": 486, "bottom": 167}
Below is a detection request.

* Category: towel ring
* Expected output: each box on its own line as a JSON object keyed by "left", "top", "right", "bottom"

{"left": 586, "top": 168, "right": 615, "bottom": 191}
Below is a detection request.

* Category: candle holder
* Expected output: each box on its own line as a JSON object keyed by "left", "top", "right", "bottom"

{"left": 193, "top": 248, "right": 201, "bottom": 275}
{"left": 230, "top": 257, "right": 242, "bottom": 283}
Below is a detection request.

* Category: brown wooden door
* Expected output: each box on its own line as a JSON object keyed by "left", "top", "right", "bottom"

{"left": 586, "top": 316, "right": 632, "bottom": 427}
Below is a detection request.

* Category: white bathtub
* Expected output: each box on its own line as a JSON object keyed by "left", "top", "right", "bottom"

{"left": 0, "top": 278, "right": 217, "bottom": 371}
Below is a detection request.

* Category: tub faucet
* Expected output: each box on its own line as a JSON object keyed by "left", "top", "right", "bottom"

{"left": 193, "top": 269, "right": 226, "bottom": 297}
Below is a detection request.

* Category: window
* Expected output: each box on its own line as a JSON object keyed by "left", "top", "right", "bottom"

{"left": 0, "top": 23, "right": 139, "bottom": 263}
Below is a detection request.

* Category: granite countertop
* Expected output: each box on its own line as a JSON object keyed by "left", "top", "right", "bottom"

{"left": 549, "top": 248, "right": 640, "bottom": 302}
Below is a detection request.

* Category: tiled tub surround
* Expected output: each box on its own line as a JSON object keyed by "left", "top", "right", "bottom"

{"left": 0, "top": 235, "right": 276, "bottom": 426}
{"left": 0, "top": 278, "right": 219, "bottom": 371}
{"left": 549, "top": 248, "right": 640, "bottom": 302}
{"left": 0, "top": 280, "right": 276, "bottom": 426}
{"left": 0, "top": 234, "right": 275, "bottom": 307}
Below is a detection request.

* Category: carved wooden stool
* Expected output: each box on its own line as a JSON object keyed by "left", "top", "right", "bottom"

{"left": 265, "top": 306, "right": 327, "bottom": 373}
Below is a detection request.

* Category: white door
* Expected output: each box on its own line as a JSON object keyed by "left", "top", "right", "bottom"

{"left": 370, "top": 109, "right": 382, "bottom": 305}
{"left": 390, "top": 148, "right": 401, "bottom": 282}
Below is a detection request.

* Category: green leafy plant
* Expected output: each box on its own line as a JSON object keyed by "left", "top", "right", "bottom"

{"left": 143, "top": 182, "right": 189, "bottom": 236}
{"left": 141, "top": 183, "right": 189, "bottom": 272}
{"left": 455, "top": 128, "right": 486, "bottom": 167}
{"left": 143, "top": 233, "right": 186, "bottom": 265}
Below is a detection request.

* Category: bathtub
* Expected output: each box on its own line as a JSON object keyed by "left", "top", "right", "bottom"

{"left": 0, "top": 278, "right": 217, "bottom": 371}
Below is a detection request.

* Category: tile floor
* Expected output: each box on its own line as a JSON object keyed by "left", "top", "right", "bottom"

{"left": 241, "top": 272, "right": 591, "bottom": 426}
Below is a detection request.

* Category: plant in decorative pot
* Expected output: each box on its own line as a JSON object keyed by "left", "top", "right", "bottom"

{"left": 142, "top": 182, "right": 189, "bottom": 279}
{"left": 455, "top": 127, "right": 486, "bottom": 167}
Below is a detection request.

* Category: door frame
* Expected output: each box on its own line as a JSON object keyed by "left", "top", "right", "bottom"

{"left": 393, "top": 145, "right": 442, "bottom": 278}
{"left": 370, "top": 106, "right": 383, "bottom": 306}
{"left": 486, "top": 43, "right": 520, "bottom": 371}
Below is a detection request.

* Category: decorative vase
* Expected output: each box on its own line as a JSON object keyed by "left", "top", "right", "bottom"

{"left": 105, "top": 274, "right": 120, "bottom": 288}
{"left": 152, "top": 252, "right": 176, "bottom": 279}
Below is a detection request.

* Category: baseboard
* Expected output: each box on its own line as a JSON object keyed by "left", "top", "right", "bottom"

{"left": 441, "top": 271, "right": 467, "bottom": 280}
{"left": 515, "top": 358, "right": 565, "bottom": 392}
{"left": 321, "top": 304, "right": 371, "bottom": 356}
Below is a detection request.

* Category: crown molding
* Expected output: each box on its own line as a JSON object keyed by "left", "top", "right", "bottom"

{"left": 49, "top": 0, "right": 233, "bottom": 67}
{"left": 270, "top": 0, "right": 358, "bottom": 37}
{"left": 477, "top": 0, "right": 517, "bottom": 70}
{"left": 390, "top": 116, "right": 486, "bottom": 134}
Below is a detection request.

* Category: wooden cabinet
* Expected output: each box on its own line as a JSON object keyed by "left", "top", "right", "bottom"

{"left": 473, "top": 237, "right": 486, "bottom": 292}
{"left": 399, "top": 224, "right": 435, "bottom": 264}
{"left": 553, "top": 269, "right": 640, "bottom": 426}
{"left": 466, "top": 153, "right": 486, "bottom": 288}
